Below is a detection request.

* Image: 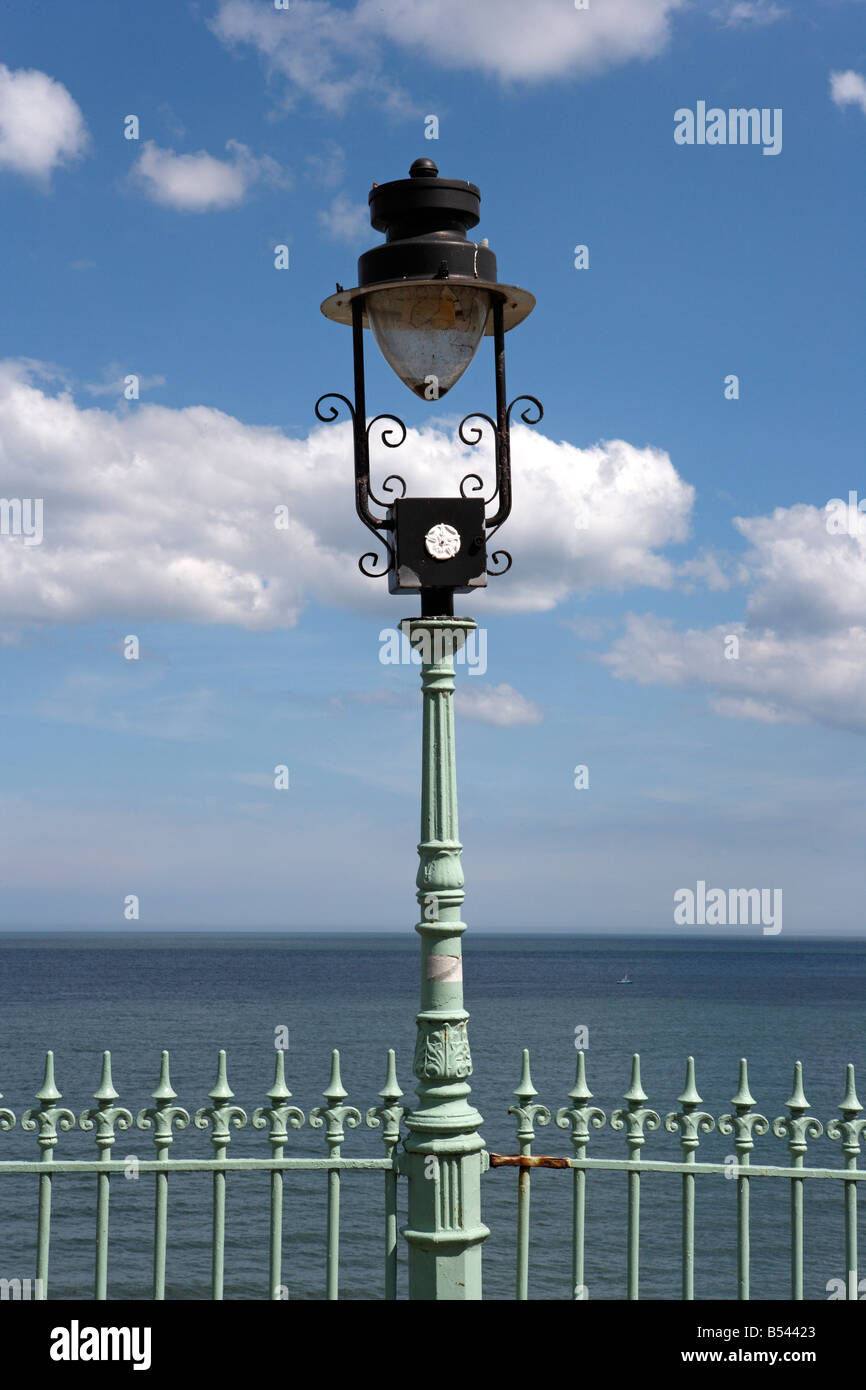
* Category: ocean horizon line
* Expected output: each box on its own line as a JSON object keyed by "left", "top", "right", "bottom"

{"left": 0, "top": 927, "right": 862, "bottom": 943}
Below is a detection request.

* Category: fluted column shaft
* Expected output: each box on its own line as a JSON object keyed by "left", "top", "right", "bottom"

{"left": 401, "top": 618, "right": 488, "bottom": 1300}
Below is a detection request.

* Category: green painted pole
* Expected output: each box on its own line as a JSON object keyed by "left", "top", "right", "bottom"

{"left": 401, "top": 618, "right": 489, "bottom": 1300}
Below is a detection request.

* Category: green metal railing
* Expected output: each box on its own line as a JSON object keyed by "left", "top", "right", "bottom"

{"left": 489, "top": 1049, "right": 866, "bottom": 1302}
{"left": 3, "top": 1043, "right": 864, "bottom": 1300}
{"left": 0, "top": 1046, "right": 404, "bottom": 1302}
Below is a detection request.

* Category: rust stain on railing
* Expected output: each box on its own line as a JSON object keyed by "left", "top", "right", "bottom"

{"left": 488, "top": 1152, "right": 570, "bottom": 1169}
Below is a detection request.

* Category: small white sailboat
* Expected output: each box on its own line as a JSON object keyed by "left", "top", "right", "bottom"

{"left": 618, "top": 970, "right": 632, "bottom": 983}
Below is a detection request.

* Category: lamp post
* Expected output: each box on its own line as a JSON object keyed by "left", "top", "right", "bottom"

{"left": 317, "top": 158, "right": 541, "bottom": 1299}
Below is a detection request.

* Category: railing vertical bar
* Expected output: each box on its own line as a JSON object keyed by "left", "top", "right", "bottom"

{"left": 366, "top": 1050, "right": 404, "bottom": 1302}
{"left": 738, "top": 1169, "right": 750, "bottom": 1300}
{"left": 845, "top": 1178, "right": 858, "bottom": 1299}
{"left": 384, "top": 1164, "right": 398, "bottom": 1300}
{"left": 666, "top": 1058, "right": 713, "bottom": 1302}
{"left": 627, "top": 1168, "right": 640, "bottom": 1300}
{"left": 153, "top": 1168, "right": 168, "bottom": 1300}
{"left": 212, "top": 1168, "right": 226, "bottom": 1300}
{"left": 269, "top": 1168, "right": 283, "bottom": 1299}
{"left": 827, "top": 1064, "right": 865, "bottom": 1301}
{"left": 23, "top": 1052, "right": 75, "bottom": 1303}
{"left": 311, "top": 1051, "right": 360, "bottom": 1303}
{"left": 773, "top": 1062, "right": 821, "bottom": 1302}
{"left": 137, "top": 1052, "right": 190, "bottom": 1303}
{"left": 556, "top": 1052, "right": 604, "bottom": 1302}
{"left": 80, "top": 1052, "right": 132, "bottom": 1303}
{"left": 194, "top": 1051, "right": 247, "bottom": 1304}
{"left": 509, "top": 1050, "right": 550, "bottom": 1303}
{"left": 573, "top": 1164, "right": 586, "bottom": 1298}
{"left": 791, "top": 1176, "right": 803, "bottom": 1300}
{"left": 253, "top": 1050, "right": 305, "bottom": 1301}
{"left": 36, "top": 1170, "right": 52, "bottom": 1298}
{"left": 612, "top": 1054, "right": 659, "bottom": 1304}
{"left": 682, "top": 1170, "right": 695, "bottom": 1300}
{"left": 326, "top": 1168, "right": 340, "bottom": 1300}
{"left": 95, "top": 1171, "right": 110, "bottom": 1300}
{"left": 720, "top": 1059, "right": 767, "bottom": 1303}
{"left": 516, "top": 1164, "right": 530, "bottom": 1301}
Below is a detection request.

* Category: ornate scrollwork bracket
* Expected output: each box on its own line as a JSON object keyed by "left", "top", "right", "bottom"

{"left": 772, "top": 1061, "right": 823, "bottom": 1162}
{"left": 136, "top": 1050, "right": 190, "bottom": 1154}
{"left": 21, "top": 1052, "right": 76, "bottom": 1154}
{"left": 664, "top": 1056, "right": 715, "bottom": 1157}
{"left": 718, "top": 1058, "right": 769, "bottom": 1169}
{"left": 79, "top": 1052, "right": 133, "bottom": 1157}
{"left": 309, "top": 1050, "right": 362, "bottom": 1155}
{"left": 366, "top": 1049, "right": 405, "bottom": 1156}
{"left": 827, "top": 1064, "right": 866, "bottom": 1163}
{"left": 457, "top": 394, "right": 543, "bottom": 569}
{"left": 0, "top": 1088, "right": 15, "bottom": 1134}
{"left": 610, "top": 1054, "right": 661, "bottom": 1156}
{"left": 509, "top": 1049, "right": 551, "bottom": 1147}
{"left": 556, "top": 1051, "right": 606, "bottom": 1152}
{"left": 194, "top": 1050, "right": 247, "bottom": 1156}
{"left": 252, "top": 1050, "right": 305, "bottom": 1153}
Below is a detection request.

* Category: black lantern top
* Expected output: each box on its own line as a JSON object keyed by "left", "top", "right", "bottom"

{"left": 320, "top": 159, "right": 534, "bottom": 342}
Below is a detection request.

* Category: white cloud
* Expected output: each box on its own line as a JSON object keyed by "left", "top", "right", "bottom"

{"left": 713, "top": 1, "right": 787, "bottom": 28}
{"left": 130, "top": 139, "right": 288, "bottom": 212}
{"left": 457, "top": 682, "right": 542, "bottom": 726}
{"left": 830, "top": 70, "right": 866, "bottom": 117}
{"left": 0, "top": 64, "right": 89, "bottom": 183}
{"left": 358, "top": 0, "right": 684, "bottom": 82}
{"left": 736, "top": 505, "right": 866, "bottom": 634}
{"left": 210, "top": 0, "right": 684, "bottom": 108}
{"left": 209, "top": 0, "right": 406, "bottom": 114}
{"left": 0, "top": 359, "right": 693, "bottom": 630}
{"left": 318, "top": 192, "right": 369, "bottom": 242}
{"left": 602, "top": 504, "right": 866, "bottom": 734}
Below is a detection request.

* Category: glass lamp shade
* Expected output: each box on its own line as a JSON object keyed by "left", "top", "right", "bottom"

{"left": 365, "top": 283, "right": 490, "bottom": 399}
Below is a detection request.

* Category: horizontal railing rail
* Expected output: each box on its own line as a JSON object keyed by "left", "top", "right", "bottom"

{"left": 0, "top": 1046, "right": 406, "bottom": 1302}
{"left": 490, "top": 1049, "right": 866, "bottom": 1303}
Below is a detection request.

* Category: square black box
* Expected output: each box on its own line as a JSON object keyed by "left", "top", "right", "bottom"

{"left": 387, "top": 497, "right": 487, "bottom": 593}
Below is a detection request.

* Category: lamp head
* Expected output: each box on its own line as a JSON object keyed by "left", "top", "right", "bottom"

{"left": 320, "top": 159, "right": 534, "bottom": 399}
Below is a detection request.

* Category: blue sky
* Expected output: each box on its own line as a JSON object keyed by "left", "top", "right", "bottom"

{"left": 0, "top": 0, "right": 864, "bottom": 932}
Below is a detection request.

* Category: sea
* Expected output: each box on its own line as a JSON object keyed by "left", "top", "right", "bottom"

{"left": 0, "top": 932, "right": 863, "bottom": 1302}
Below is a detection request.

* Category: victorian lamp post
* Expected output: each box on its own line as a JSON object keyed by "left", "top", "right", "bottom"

{"left": 317, "top": 158, "right": 541, "bottom": 1299}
